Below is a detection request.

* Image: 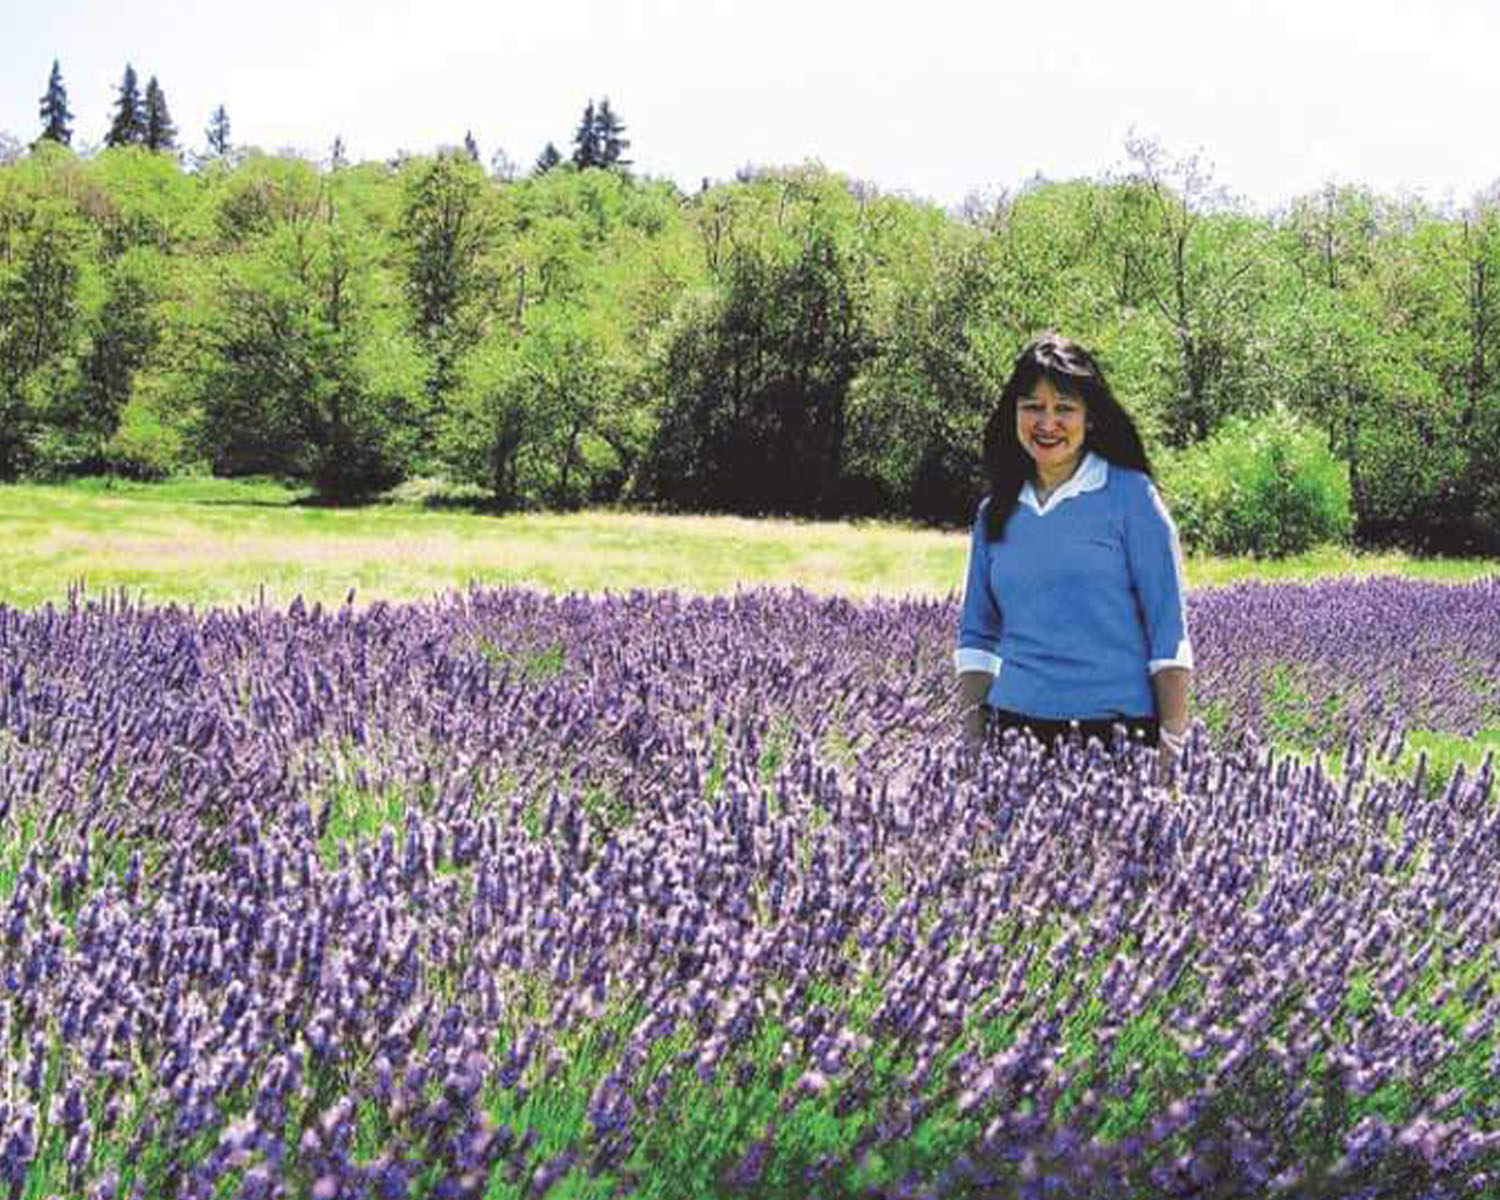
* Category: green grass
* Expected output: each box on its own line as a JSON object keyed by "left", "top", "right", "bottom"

{"left": 2, "top": 477, "right": 1497, "bottom": 611}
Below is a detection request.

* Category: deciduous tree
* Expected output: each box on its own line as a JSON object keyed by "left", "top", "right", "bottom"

{"left": 194, "top": 179, "right": 424, "bottom": 496}
{"left": 396, "top": 154, "right": 499, "bottom": 453}
{"left": 643, "top": 213, "right": 870, "bottom": 515}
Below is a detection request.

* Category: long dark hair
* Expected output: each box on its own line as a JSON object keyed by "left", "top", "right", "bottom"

{"left": 981, "top": 333, "right": 1153, "bottom": 541}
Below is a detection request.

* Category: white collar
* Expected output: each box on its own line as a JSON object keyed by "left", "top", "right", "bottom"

{"left": 1019, "top": 451, "right": 1108, "bottom": 515}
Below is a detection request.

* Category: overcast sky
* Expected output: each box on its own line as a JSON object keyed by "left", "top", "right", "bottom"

{"left": 4, "top": 0, "right": 1497, "bottom": 214}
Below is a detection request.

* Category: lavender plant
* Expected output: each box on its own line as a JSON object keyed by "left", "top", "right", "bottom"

{"left": 0, "top": 579, "right": 1497, "bottom": 1197}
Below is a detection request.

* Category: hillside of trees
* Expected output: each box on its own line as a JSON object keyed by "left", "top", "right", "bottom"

{"left": 2, "top": 122, "right": 1498, "bottom": 550}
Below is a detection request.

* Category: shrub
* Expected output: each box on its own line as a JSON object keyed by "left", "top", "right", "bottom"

{"left": 105, "top": 381, "right": 191, "bottom": 479}
{"left": 1161, "top": 409, "right": 1352, "bottom": 557}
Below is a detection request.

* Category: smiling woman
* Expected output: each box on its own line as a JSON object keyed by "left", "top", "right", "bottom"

{"left": 954, "top": 333, "right": 1193, "bottom": 758}
{"left": 1016, "top": 377, "right": 1089, "bottom": 502}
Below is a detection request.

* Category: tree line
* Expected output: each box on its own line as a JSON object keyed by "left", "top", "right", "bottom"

{"left": 1, "top": 130, "right": 1498, "bottom": 551}
{"left": 28, "top": 59, "right": 624, "bottom": 182}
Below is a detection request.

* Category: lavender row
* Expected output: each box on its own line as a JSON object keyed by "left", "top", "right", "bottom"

{"left": 2, "top": 580, "right": 1496, "bottom": 855}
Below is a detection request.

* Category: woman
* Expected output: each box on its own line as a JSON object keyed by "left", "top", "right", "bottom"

{"left": 955, "top": 333, "right": 1192, "bottom": 757}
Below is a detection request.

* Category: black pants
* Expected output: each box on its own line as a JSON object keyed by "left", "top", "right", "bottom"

{"left": 987, "top": 707, "right": 1159, "bottom": 750}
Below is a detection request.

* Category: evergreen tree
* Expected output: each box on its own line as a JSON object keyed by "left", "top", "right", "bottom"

{"left": 534, "top": 141, "right": 562, "bottom": 175}
{"left": 105, "top": 63, "right": 143, "bottom": 147}
{"left": 143, "top": 76, "right": 176, "bottom": 152}
{"left": 329, "top": 135, "right": 348, "bottom": 170}
{"left": 205, "top": 104, "right": 231, "bottom": 157}
{"left": 596, "top": 97, "right": 631, "bottom": 170}
{"left": 463, "top": 130, "right": 480, "bottom": 163}
{"left": 570, "top": 100, "right": 599, "bottom": 169}
{"left": 37, "top": 59, "right": 73, "bottom": 147}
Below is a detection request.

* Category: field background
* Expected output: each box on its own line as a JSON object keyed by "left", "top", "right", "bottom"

{"left": 5, "top": 478, "right": 1499, "bottom": 612}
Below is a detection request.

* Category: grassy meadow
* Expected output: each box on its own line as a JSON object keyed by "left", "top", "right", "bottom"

{"left": 3, "top": 477, "right": 1499, "bottom": 612}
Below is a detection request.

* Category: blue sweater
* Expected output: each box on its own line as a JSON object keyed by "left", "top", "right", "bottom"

{"left": 954, "top": 452, "right": 1192, "bottom": 720}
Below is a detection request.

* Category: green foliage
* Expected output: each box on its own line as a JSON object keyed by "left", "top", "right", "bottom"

{"left": 212, "top": 154, "right": 326, "bottom": 248}
{"left": 39, "top": 246, "right": 166, "bottom": 474}
{"left": 1161, "top": 408, "right": 1353, "bottom": 557}
{"left": 82, "top": 146, "right": 199, "bottom": 255}
{"left": 643, "top": 194, "right": 872, "bottom": 515}
{"left": 105, "top": 382, "right": 190, "bottom": 478}
{"left": 395, "top": 153, "right": 502, "bottom": 458}
{"left": 193, "top": 187, "right": 426, "bottom": 498}
{"left": 0, "top": 139, "right": 1498, "bottom": 546}
{"left": 849, "top": 230, "right": 1007, "bottom": 523}
{"left": 0, "top": 182, "right": 89, "bottom": 478}
{"left": 442, "top": 304, "right": 634, "bottom": 508}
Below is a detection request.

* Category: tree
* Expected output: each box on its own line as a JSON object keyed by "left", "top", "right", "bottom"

{"left": 463, "top": 130, "right": 480, "bottom": 163}
{"left": 105, "top": 64, "right": 143, "bottom": 147}
{"left": 37, "top": 60, "right": 72, "bottom": 147}
{"left": 143, "top": 76, "right": 176, "bottom": 152}
{"left": 1118, "top": 133, "right": 1270, "bottom": 445}
{"left": 194, "top": 182, "right": 424, "bottom": 497}
{"left": 205, "top": 104, "right": 231, "bottom": 157}
{"left": 443, "top": 307, "right": 626, "bottom": 508}
{"left": 594, "top": 98, "right": 625, "bottom": 170}
{"left": 490, "top": 146, "right": 519, "bottom": 182}
{"left": 847, "top": 233, "right": 1007, "bottom": 522}
{"left": 643, "top": 217, "right": 871, "bottom": 515}
{"left": 396, "top": 154, "right": 498, "bottom": 453}
{"left": 595, "top": 97, "right": 631, "bottom": 170}
{"left": 0, "top": 195, "right": 87, "bottom": 478}
{"left": 534, "top": 142, "right": 562, "bottom": 175}
{"left": 567, "top": 99, "right": 631, "bottom": 173}
{"left": 329, "top": 135, "right": 348, "bottom": 170}
{"left": 49, "top": 248, "right": 163, "bottom": 473}
{"left": 570, "top": 101, "right": 598, "bottom": 169}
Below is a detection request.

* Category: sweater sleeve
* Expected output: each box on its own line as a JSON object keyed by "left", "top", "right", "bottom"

{"left": 1123, "top": 476, "right": 1194, "bottom": 673}
{"left": 954, "top": 498, "right": 1004, "bottom": 676}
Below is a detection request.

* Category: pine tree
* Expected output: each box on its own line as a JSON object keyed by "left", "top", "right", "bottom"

{"left": 38, "top": 59, "right": 73, "bottom": 146}
{"left": 463, "top": 130, "right": 480, "bottom": 163}
{"left": 105, "top": 64, "right": 143, "bottom": 148}
{"left": 595, "top": 97, "right": 631, "bottom": 171}
{"left": 534, "top": 142, "right": 563, "bottom": 175}
{"left": 143, "top": 76, "right": 177, "bottom": 152}
{"left": 205, "top": 104, "right": 231, "bottom": 157}
{"left": 570, "top": 100, "right": 598, "bottom": 169}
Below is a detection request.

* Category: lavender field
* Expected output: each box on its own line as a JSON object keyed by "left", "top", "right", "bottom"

{"left": 2, "top": 578, "right": 1499, "bottom": 1198}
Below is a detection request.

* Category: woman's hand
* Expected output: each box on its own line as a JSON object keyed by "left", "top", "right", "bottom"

{"left": 957, "top": 670, "right": 994, "bottom": 753}
{"left": 1152, "top": 666, "right": 1191, "bottom": 775}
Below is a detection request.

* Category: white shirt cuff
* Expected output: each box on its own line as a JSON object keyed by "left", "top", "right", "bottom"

{"left": 954, "top": 648, "right": 1003, "bottom": 676}
{"left": 1148, "top": 638, "right": 1195, "bottom": 673}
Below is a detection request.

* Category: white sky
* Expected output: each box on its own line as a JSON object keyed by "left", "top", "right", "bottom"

{"left": 3, "top": 0, "right": 1498, "bottom": 214}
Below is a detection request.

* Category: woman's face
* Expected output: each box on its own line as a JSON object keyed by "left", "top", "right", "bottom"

{"left": 1016, "top": 376, "right": 1088, "bottom": 484}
